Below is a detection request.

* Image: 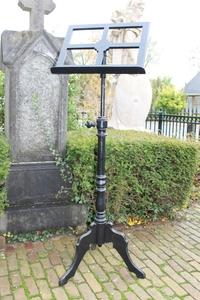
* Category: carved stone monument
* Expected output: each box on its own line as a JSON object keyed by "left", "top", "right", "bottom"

{"left": 109, "top": 0, "right": 152, "bottom": 130}
{"left": 0, "top": 0, "right": 86, "bottom": 232}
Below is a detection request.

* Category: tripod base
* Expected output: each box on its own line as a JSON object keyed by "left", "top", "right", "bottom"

{"left": 59, "top": 222, "right": 145, "bottom": 286}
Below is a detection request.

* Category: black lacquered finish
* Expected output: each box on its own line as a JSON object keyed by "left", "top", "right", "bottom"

{"left": 51, "top": 22, "right": 149, "bottom": 74}
{"left": 51, "top": 65, "right": 145, "bottom": 74}
{"left": 51, "top": 22, "right": 149, "bottom": 286}
{"left": 58, "top": 74, "right": 146, "bottom": 286}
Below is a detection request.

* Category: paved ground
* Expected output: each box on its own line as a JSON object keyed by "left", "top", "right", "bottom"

{"left": 0, "top": 203, "right": 200, "bottom": 300}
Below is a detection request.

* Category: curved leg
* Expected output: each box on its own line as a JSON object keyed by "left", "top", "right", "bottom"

{"left": 105, "top": 223, "right": 146, "bottom": 279}
{"left": 59, "top": 224, "right": 96, "bottom": 286}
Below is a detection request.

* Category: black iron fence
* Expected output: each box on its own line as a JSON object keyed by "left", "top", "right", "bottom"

{"left": 145, "top": 110, "right": 200, "bottom": 141}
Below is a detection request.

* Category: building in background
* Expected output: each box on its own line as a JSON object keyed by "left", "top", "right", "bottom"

{"left": 185, "top": 72, "right": 200, "bottom": 113}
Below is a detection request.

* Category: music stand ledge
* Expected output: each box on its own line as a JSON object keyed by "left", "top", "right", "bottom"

{"left": 51, "top": 22, "right": 149, "bottom": 286}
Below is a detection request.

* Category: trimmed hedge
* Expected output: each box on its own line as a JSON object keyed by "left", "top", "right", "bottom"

{"left": 66, "top": 129, "right": 199, "bottom": 223}
{"left": 0, "top": 135, "right": 10, "bottom": 213}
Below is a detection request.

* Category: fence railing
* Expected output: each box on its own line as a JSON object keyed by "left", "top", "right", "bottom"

{"left": 145, "top": 110, "right": 200, "bottom": 141}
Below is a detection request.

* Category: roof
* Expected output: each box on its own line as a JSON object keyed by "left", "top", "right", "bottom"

{"left": 185, "top": 72, "right": 200, "bottom": 95}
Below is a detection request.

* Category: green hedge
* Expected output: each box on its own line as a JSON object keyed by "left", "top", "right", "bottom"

{"left": 0, "top": 135, "right": 10, "bottom": 213}
{"left": 66, "top": 129, "right": 199, "bottom": 223}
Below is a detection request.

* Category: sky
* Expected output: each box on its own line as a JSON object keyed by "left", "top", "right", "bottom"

{"left": 0, "top": 0, "right": 200, "bottom": 89}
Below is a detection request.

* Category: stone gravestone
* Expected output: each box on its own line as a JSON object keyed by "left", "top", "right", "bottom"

{"left": 109, "top": 0, "right": 152, "bottom": 130}
{"left": 0, "top": 0, "right": 86, "bottom": 232}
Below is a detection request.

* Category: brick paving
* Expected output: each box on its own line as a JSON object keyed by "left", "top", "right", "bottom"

{"left": 0, "top": 203, "right": 200, "bottom": 300}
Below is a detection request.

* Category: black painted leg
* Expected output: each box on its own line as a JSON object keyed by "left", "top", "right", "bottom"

{"left": 59, "top": 223, "right": 96, "bottom": 286}
{"left": 105, "top": 223, "right": 146, "bottom": 279}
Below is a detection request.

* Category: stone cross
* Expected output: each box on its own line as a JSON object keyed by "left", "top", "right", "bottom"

{"left": 18, "top": 0, "right": 56, "bottom": 31}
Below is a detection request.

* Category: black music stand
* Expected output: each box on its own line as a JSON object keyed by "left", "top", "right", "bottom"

{"left": 51, "top": 22, "right": 149, "bottom": 286}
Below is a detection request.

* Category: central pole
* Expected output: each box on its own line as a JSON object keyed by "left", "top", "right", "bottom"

{"left": 95, "top": 70, "right": 107, "bottom": 246}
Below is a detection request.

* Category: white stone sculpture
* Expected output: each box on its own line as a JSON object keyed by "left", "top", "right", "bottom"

{"left": 109, "top": 75, "right": 152, "bottom": 130}
{"left": 109, "top": 0, "right": 152, "bottom": 131}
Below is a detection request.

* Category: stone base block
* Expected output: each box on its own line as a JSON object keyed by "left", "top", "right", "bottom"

{"left": 7, "top": 161, "right": 69, "bottom": 208}
{"left": 0, "top": 203, "right": 86, "bottom": 233}
{"left": 0, "top": 161, "right": 87, "bottom": 233}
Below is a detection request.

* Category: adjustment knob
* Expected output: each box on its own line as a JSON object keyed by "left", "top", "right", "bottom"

{"left": 85, "top": 121, "right": 96, "bottom": 128}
